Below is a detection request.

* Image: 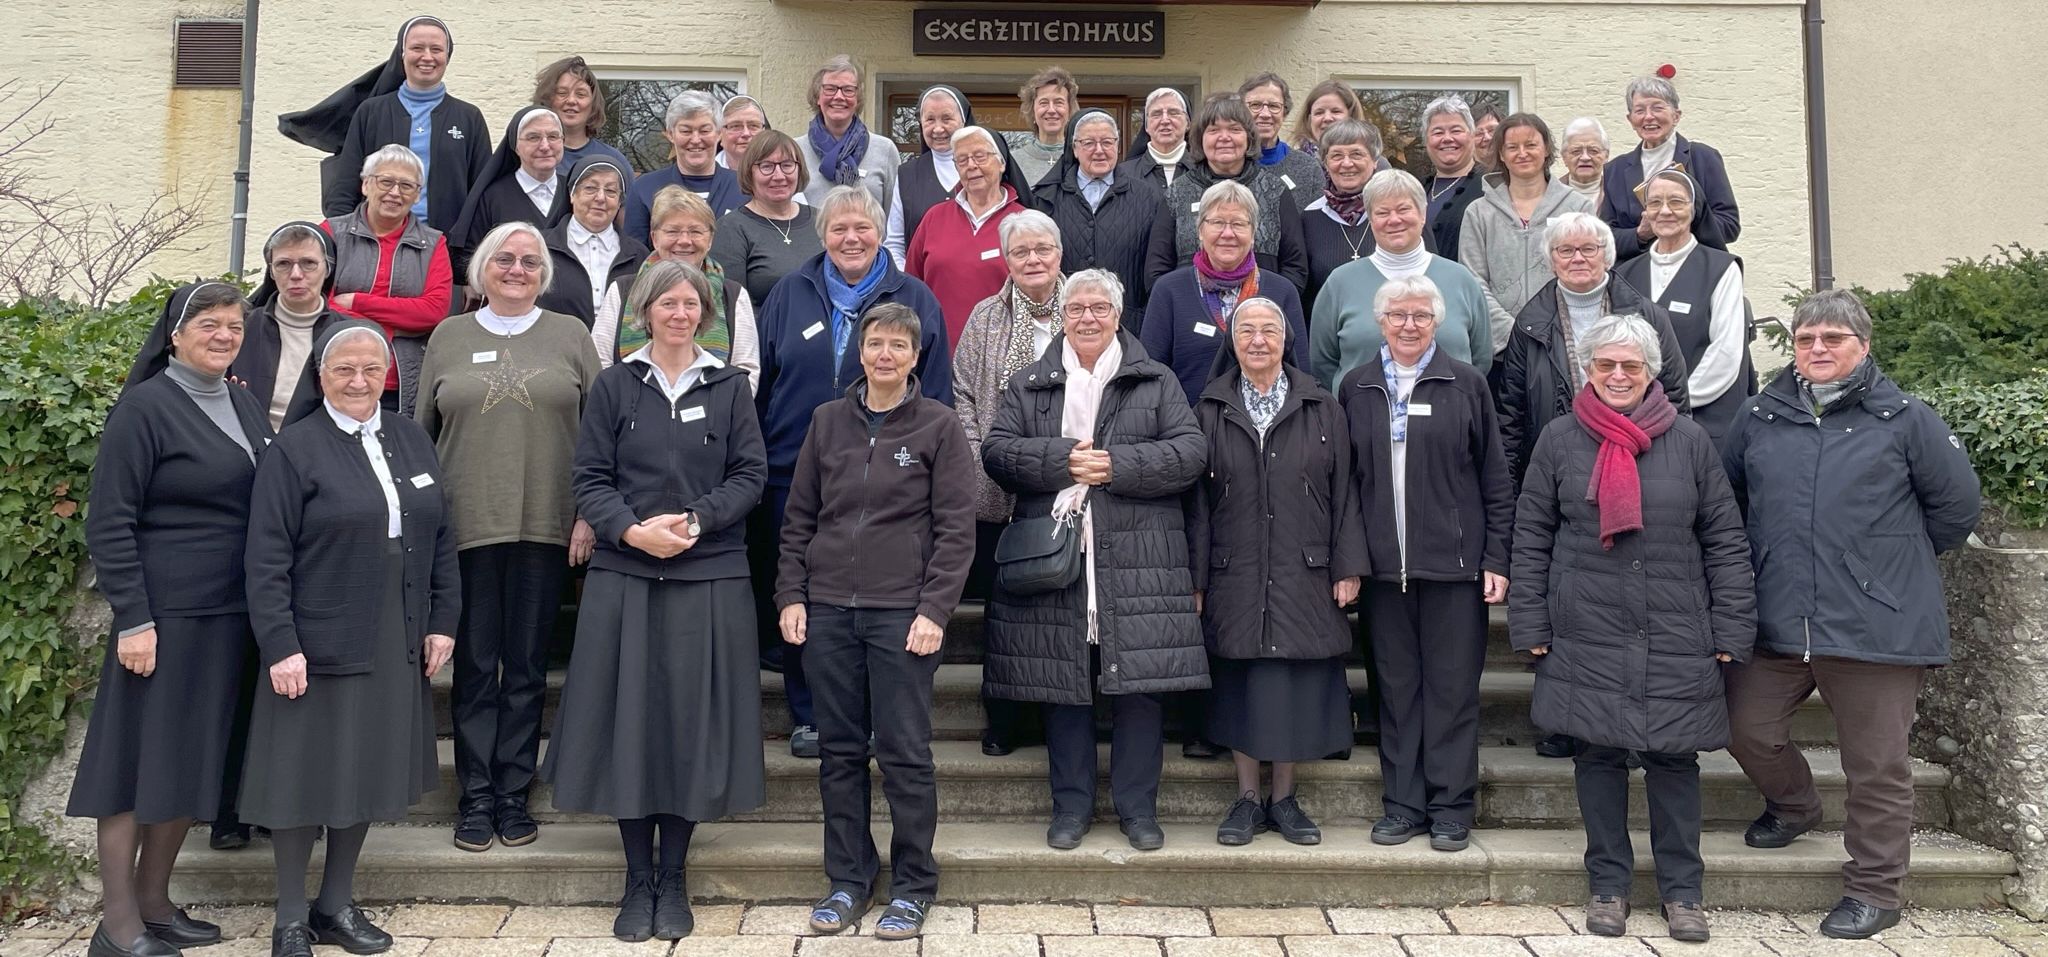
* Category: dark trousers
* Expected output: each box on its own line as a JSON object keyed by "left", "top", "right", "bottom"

{"left": 1725, "top": 651, "right": 1925, "bottom": 909}
{"left": 1366, "top": 579, "right": 1486, "bottom": 825}
{"left": 1576, "top": 745, "right": 1705, "bottom": 902}
{"left": 749, "top": 485, "right": 811, "bottom": 727}
{"left": 1045, "top": 667, "right": 1165, "bottom": 821}
{"left": 804, "top": 604, "right": 941, "bottom": 900}
{"left": 452, "top": 541, "right": 568, "bottom": 807}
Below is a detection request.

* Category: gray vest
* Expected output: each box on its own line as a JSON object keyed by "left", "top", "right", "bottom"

{"left": 331, "top": 208, "right": 444, "bottom": 415}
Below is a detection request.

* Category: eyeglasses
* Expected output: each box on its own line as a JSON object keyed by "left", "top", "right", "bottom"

{"left": 722, "top": 119, "right": 765, "bottom": 134}
{"left": 1244, "top": 100, "right": 1287, "bottom": 116}
{"left": 820, "top": 83, "right": 860, "bottom": 99}
{"left": 1643, "top": 198, "right": 1692, "bottom": 212}
{"left": 752, "top": 160, "right": 799, "bottom": 175}
{"left": 1063, "top": 302, "right": 1116, "bottom": 320}
{"left": 1793, "top": 331, "right": 1861, "bottom": 351}
{"left": 1006, "top": 243, "right": 1060, "bottom": 261}
{"left": 1074, "top": 138, "right": 1119, "bottom": 153}
{"left": 1323, "top": 147, "right": 1373, "bottom": 166}
{"left": 1552, "top": 244, "right": 1605, "bottom": 262}
{"left": 1590, "top": 358, "right": 1648, "bottom": 376}
{"left": 370, "top": 175, "right": 421, "bottom": 196}
{"left": 489, "top": 254, "right": 546, "bottom": 272}
{"left": 954, "top": 150, "right": 998, "bottom": 168}
{"left": 655, "top": 224, "right": 713, "bottom": 242}
{"left": 518, "top": 130, "right": 564, "bottom": 145}
{"left": 1201, "top": 217, "right": 1253, "bottom": 234}
{"left": 270, "top": 258, "right": 323, "bottom": 276}
{"left": 574, "top": 183, "right": 622, "bottom": 200}
{"left": 1629, "top": 100, "right": 1676, "bottom": 118}
{"left": 1233, "top": 324, "right": 1284, "bottom": 342}
{"left": 1380, "top": 311, "right": 1437, "bottom": 328}
{"left": 1566, "top": 145, "right": 1606, "bottom": 158}
{"left": 1146, "top": 107, "right": 1187, "bottom": 121}
{"left": 325, "top": 362, "right": 387, "bottom": 383}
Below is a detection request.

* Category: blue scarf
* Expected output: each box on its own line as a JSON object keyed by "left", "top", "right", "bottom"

{"left": 1381, "top": 342, "right": 1438, "bottom": 442}
{"left": 397, "top": 83, "right": 446, "bottom": 218}
{"left": 824, "top": 257, "right": 888, "bottom": 369}
{"left": 808, "top": 114, "right": 872, "bottom": 187}
{"left": 1258, "top": 140, "right": 1290, "bottom": 167}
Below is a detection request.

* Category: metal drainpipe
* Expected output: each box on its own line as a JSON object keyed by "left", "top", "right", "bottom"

{"left": 227, "top": 0, "right": 260, "bottom": 279}
{"left": 1803, "top": 0, "right": 1835, "bottom": 290}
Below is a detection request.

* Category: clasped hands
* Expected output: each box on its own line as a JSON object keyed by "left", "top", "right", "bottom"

{"left": 623, "top": 513, "right": 699, "bottom": 559}
{"left": 1067, "top": 439, "right": 1112, "bottom": 486}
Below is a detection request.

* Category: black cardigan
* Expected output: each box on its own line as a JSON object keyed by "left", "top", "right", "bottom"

{"left": 229, "top": 303, "right": 344, "bottom": 428}
{"left": 537, "top": 219, "right": 650, "bottom": 327}
{"left": 573, "top": 359, "right": 766, "bottom": 581}
{"left": 449, "top": 172, "right": 571, "bottom": 278}
{"left": 245, "top": 408, "right": 460, "bottom": 674}
{"left": 86, "top": 373, "right": 273, "bottom": 632}
{"left": 322, "top": 92, "right": 491, "bottom": 234}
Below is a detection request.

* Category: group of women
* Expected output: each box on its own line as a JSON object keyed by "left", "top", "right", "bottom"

{"left": 67, "top": 21, "right": 1983, "bottom": 957}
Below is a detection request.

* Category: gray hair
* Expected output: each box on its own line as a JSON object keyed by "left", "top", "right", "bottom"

{"left": 814, "top": 185, "right": 887, "bottom": 242}
{"left": 664, "top": 90, "right": 719, "bottom": 130}
{"left": 1232, "top": 296, "right": 1288, "bottom": 342}
{"left": 1562, "top": 116, "right": 1611, "bottom": 152}
{"left": 998, "top": 209, "right": 1060, "bottom": 250}
{"left": 1372, "top": 275, "right": 1446, "bottom": 323}
{"left": 360, "top": 143, "right": 424, "bottom": 182}
{"left": 1061, "top": 268, "right": 1125, "bottom": 312}
{"left": 809, "top": 54, "right": 862, "bottom": 111}
{"left": 1420, "top": 94, "right": 1474, "bottom": 134}
{"left": 949, "top": 124, "right": 1003, "bottom": 165}
{"left": 318, "top": 325, "right": 392, "bottom": 369}
{"left": 1576, "top": 313, "right": 1664, "bottom": 377}
{"left": 1318, "top": 119, "right": 1381, "bottom": 157}
{"left": 263, "top": 223, "right": 327, "bottom": 260}
{"left": 1072, "top": 109, "right": 1120, "bottom": 141}
{"left": 626, "top": 259, "right": 714, "bottom": 336}
{"left": 1544, "top": 211, "right": 1615, "bottom": 269}
{"left": 1362, "top": 168, "right": 1427, "bottom": 215}
{"left": 1624, "top": 75, "right": 1681, "bottom": 113}
{"left": 857, "top": 302, "right": 925, "bottom": 352}
{"left": 1790, "top": 288, "right": 1874, "bottom": 341}
{"left": 468, "top": 220, "right": 555, "bottom": 294}
{"left": 1197, "top": 179, "right": 1259, "bottom": 224}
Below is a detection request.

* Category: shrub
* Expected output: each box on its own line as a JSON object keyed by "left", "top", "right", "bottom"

{"left": 1859, "top": 245, "right": 2048, "bottom": 392}
{"left": 1921, "top": 375, "right": 2048, "bottom": 534}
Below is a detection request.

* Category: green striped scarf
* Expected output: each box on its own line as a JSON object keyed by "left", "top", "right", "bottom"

{"left": 615, "top": 256, "right": 732, "bottom": 362}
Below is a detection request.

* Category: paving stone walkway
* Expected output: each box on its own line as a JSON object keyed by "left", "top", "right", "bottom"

{"left": 3, "top": 903, "right": 2042, "bottom": 957}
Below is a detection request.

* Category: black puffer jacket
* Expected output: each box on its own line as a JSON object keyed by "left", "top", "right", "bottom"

{"left": 1497, "top": 273, "right": 1692, "bottom": 482}
{"left": 1507, "top": 408, "right": 1756, "bottom": 754}
{"left": 1189, "top": 360, "right": 1367, "bottom": 660}
{"left": 982, "top": 330, "right": 1208, "bottom": 705}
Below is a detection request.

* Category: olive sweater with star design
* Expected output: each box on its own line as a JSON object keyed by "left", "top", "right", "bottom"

{"left": 415, "top": 310, "right": 601, "bottom": 550}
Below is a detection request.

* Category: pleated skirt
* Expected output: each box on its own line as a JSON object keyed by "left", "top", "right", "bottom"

{"left": 67, "top": 614, "right": 252, "bottom": 822}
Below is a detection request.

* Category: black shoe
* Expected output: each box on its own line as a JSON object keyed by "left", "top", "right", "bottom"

{"left": 1265, "top": 794, "right": 1321, "bottom": 846}
{"left": 980, "top": 729, "right": 1015, "bottom": 757}
{"left": 789, "top": 725, "right": 820, "bottom": 759}
{"left": 453, "top": 803, "right": 494, "bottom": 852}
{"left": 1744, "top": 810, "right": 1817, "bottom": 849}
{"left": 1046, "top": 812, "right": 1091, "bottom": 850}
{"left": 1216, "top": 796, "right": 1265, "bottom": 846}
{"left": 495, "top": 797, "right": 539, "bottom": 847}
{"left": 1819, "top": 896, "right": 1900, "bottom": 939}
{"left": 1535, "top": 733, "right": 1579, "bottom": 758}
{"left": 308, "top": 904, "right": 392, "bottom": 955}
{"left": 86, "top": 923, "right": 179, "bottom": 957}
{"left": 651, "top": 868, "right": 694, "bottom": 940}
{"left": 1370, "top": 814, "right": 1429, "bottom": 846}
{"left": 1119, "top": 817, "right": 1165, "bottom": 851}
{"left": 613, "top": 871, "right": 657, "bottom": 941}
{"left": 209, "top": 820, "right": 251, "bottom": 851}
{"left": 269, "top": 922, "right": 313, "bottom": 957}
{"left": 144, "top": 907, "right": 223, "bottom": 947}
{"left": 1181, "top": 739, "right": 1222, "bottom": 760}
{"left": 1429, "top": 820, "right": 1471, "bottom": 852}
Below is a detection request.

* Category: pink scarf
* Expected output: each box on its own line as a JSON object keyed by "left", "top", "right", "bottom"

{"left": 1572, "top": 382, "right": 1677, "bottom": 549}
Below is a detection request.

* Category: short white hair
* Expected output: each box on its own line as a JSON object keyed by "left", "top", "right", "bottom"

{"left": 665, "top": 90, "right": 719, "bottom": 129}
{"left": 813, "top": 184, "right": 887, "bottom": 242}
{"left": 1624, "top": 75, "right": 1681, "bottom": 113}
{"left": 1197, "top": 179, "right": 1259, "bottom": 223}
{"left": 1372, "top": 275, "right": 1445, "bottom": 322}
{"left": 949, "top": 125, "right": 1003, "bottom": 167}
{"left": 1576, "top": 313, "right": 1664, "bottom": 377}
{"left": 1061, "top": 268, "right": 1125, "bottom": 312}
{"left": 360, "top": 143, "right": 424, "bottom": 183}
{"left": 1420, "top": 95, "right": 1474, "bottom": 134}
{"left": 468, "top": 220, "right": 555, "bottom": 295}
{"left": 1562, "top": 116, "right": 1611, "bottom": 152}
{"left": 1362, "top": 168, "right": 1427, "bottom": 214}
{"left": 998, "top": 209, "right": 1060, "bottom": 250}
{"left": 1544, "top": 211, "right": 1615, "bottom": 269}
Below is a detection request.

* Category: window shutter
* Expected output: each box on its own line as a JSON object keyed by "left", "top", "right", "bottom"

{"left": 173, "top": 19, "right": 244, "bottom": 88}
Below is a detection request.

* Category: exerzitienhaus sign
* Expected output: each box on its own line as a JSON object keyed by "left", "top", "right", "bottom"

{"left": 912, "top": 9, "right": 1166, "bottom": 58}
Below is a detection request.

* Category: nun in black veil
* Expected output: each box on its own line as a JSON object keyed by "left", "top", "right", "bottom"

{"left": 285, "top": 16, "right": 489, "bottom": 233}
{"left": 881, "top": 84, "right": 1034, "bottom": 267}
{"left": 446, "top": 106, "right": 574, "bottom": 281}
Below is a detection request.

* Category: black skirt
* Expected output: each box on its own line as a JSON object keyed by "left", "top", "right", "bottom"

{"left": 238, "top": 541, "right": 437, "bottom": 829}
{"left": 542, "top": 570, "right": 765, "bottom": 821}
{"left": 1205, "top": 656, "right": 1352, "bottom": 762}
{"left": 67, "top": 614, "right": 253, "bottom": 822}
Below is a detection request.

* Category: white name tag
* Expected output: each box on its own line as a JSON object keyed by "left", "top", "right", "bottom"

{"left": 1280, "top": 174, "right": 1298, "bottom": 190}
{"left": 802, "top": 321, "right": 825, "bottom": 340}
{"left": 1193, "top": 322, "right": 1217, "bottom": 338}
{"left": 409, "top": 473, "right": 435, "bottom": 488}
{"left": 1190, "top": 202, "right": 1202, "bottom": 212}
{"left": 980, "top": 247, "right": 1001, "bottom": 261}
{"left": 679, "top": 406, "right": 707, "bottom": 422}
{"left": 1409, "top": 403, "right": 1433, "bottom": 417}
{"left": 471, "top": 351, "right": 498, "bottom": 364}
{"left": 1669, "top": 300, "right": 1693, "bottom": 314}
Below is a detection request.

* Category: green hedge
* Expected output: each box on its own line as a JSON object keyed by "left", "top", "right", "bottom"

{"left": 0, "top": 283, "right": 162, "bottom": 919}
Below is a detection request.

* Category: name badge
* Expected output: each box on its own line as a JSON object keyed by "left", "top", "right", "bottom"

{"left": 1669, "top": 300, "right": 1693, "bottom": 314}
{"left": 409, "top": 473, "right": 436, "bottom": 488}
{"left": 679, "top": 406, "right": 707, "bottom": 422}
{"left": 802, "top": 321, "right": 825, "bottom": 340}
{"left": 471, "top": 351, "right": 498, "bottom": 364}
{"left": 1409, "top": 403, "right": 1433, "bottom": 417}
{"left": 980, "top": 247, "right": 1001, "bottom": 261}
{"left": 1193, "top": 322, "right": 1217, "bottom": 338}
{"left": 1190, "top": 202, "right": 1202, "bottom": 212}
{"left": 1280, "top": 174, "right": 1298, "bottom": 190}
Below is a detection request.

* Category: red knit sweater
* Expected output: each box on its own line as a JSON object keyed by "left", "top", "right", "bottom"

{"left": 904, "top": 188, "right": 1026, "bottom": 348}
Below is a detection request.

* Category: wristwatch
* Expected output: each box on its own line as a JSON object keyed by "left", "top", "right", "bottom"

{"left": 684, "top": 512, "right": 702, "bottom": 538}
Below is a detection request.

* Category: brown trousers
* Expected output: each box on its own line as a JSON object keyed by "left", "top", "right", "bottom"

{"left": 1725, "top": 650, "right": 1926, "bottom": 909}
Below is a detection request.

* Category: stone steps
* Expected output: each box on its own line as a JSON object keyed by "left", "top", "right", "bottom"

{"left": 167, "top": 821, "right": 2015, "bottom": 910}
{"left": 408, "top": 739, "right": 1950, "bottom": 829}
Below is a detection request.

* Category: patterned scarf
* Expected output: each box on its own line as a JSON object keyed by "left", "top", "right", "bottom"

{"left": 614, "top": 257, "right": 734, "bottom": 363}
{"left": 825, "top": 255, "right": 888, "bottom": 370}
{"left": 1239, "top": 370, "right": 1289, "bottom": 438}
{"left": 808, "top": 114, "right": 872, "bottom": 187}
{"left": 1322, "top": 184, "right": 1367, "bottom": 225}
{"left": 1193, "top": 249, "right": 1258, "bottom": 330}
{"left": 1381, "top": 342, "right": 1438, "bottom": 442}
{"left": 1006, "top": 280, "right": 1062, "bottom": 376}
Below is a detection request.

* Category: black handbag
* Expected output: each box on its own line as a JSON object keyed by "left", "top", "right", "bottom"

{"left": 994, "top": 514, "right": 1083, "bottom": 595}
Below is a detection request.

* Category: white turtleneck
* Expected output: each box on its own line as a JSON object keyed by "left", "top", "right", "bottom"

{"left": 1648, "top": 236, "right": 1746, "bottom": 406}
{"left": 884, "top": 149, "right": 959, "bottom": 269}
{"left": 1149, "top": 141, "right": 1187, "bottom": 185}
{"left": 1369, "top": 244, "right": 1432, "bottom": 280}
{"left": 1640, "top": 137, "right": 1678, "bottom": 180}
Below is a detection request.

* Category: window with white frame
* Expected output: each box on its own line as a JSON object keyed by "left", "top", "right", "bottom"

{"left": 1350, "top": 80, "right": 1516, "bottom": 181}
{"left": 596, "top": 71, "right": 747, "bottom": 173}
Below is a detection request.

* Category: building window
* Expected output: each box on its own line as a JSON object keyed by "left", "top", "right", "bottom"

{"left": 1350, "top": 82, "right": 1515, "bottom": 181}
{"left": 595, "top": 72, "right": 745, "bottom": 173}
{"left": 173, "top": 18, "right": 245, "bottom": 88}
